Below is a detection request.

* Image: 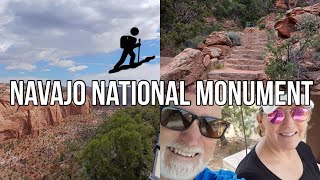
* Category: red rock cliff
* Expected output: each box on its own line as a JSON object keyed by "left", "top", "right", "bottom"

{"left": 0, "top": 84, "right": 92, "bottom": 141}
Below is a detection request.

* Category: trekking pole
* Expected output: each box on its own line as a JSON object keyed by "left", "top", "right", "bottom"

{"left": 138, "top": 38, "right": 141, "bottom": 63}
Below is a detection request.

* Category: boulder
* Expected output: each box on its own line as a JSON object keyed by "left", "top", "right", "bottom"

{"left": 275, "top": 3, "right": 320, "bottom": 38}
{"left": 204, "top": 32, "right": 233, "bottom": 47}
{"left": 202, "top": 47, "right": 222, "bottom": 58}
{"left": 203, "top": 54, "right": 211, "bottom": 67}
{"left": 160, "top": 48, "right": 205, "bottom": 86}
{"left": 196, "top": 42, "right": 206, "bottom": 50}
{"left": 274, "top": 17, "right": 296, "bottom": 38}
{"left": 210, "top": 45, "right": 231, "bottom": 57}
{"left": 276, "top": 0, "right": 294, "bottom": 9}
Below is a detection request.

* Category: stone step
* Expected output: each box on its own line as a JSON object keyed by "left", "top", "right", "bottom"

{"left": 242, "top": 35, "right": 267, "bottom": 38}
{"left": 242, "top": 39, "right": 268, "bottom": 43}
{"left": 228, "top": 53, "right": 263, "bottom": 60}
{"left": 224, "top": 63, "right": 264, "bottom": 71}
{"left": 231, "top": 49, "right": 263, "bottom": 54}
{"left": 226, "top": 58, "right": 265, "bottom": 65}
{"left": 232, "top": 46, "right": 267, "bottom": 50}
{"left": 241, "top": 42, "right": 268, "bottom": 46}
{"left": 208, "top": 68, "right": 264, "bottom": 80}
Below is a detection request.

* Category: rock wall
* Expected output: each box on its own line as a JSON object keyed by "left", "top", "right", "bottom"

{"left": 276, "top": 0, "right": 318, "bottom": 10}
{"left": 0, "top": 85, "right": 92, "bottom": 142}
{"left": 273, "top": 3, "right": 320, "bottom": 94}
{"left": 275, "top": 3, "right": 320, "bottom": 38}
{"left": 161, "top": 32, "right": 233, "bottom": 91}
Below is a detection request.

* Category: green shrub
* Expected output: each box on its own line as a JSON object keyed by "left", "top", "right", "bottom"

{"left": 184, "top": 35, "right": 205, "bottom": 48}
{"left": 296, "top": 13, "right": 320, "bottom": 36}
{"left": 80, "top": 105, "right": 159, "bottom": 180}
{"left": 312, "top": 38, "right": 320, "bottom": 52}
{"left": 214, "top": 63, "right": 224, "bottom": 69}
{"left": 265, "top": 60, "right": 298, "bottom": 80}
{"left": 227, "top": 32, "right": 241, "bottom": 46}
{"left": 275, "top": 12, "right": 285, "bottom": 21}
{"left": 259, "top": 24, "right": 266, "bottom": 30}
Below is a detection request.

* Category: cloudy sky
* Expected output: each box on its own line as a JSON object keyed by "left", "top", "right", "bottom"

{"left": 0, "top": 0, "right": 160, "bottom": 84}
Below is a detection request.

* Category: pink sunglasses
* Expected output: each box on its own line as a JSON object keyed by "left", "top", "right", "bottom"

{"left": 264, "top": 107, "right": 311, "bottom": 124}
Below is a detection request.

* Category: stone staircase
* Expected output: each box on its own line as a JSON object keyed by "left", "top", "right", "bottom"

{"left": 208, "top": 28, "right": 268, "bottom": 80}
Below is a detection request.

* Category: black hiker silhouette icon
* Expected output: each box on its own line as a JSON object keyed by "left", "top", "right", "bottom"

{"left": 109, "top": 27, "right": 155, "bottom": 74}
{"left": 113, "top": 27, "right": 140, "bottom": 69}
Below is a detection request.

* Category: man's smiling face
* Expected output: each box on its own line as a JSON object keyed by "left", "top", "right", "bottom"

{"left": 160, "top": 93, "right": 221, "bottom": 180}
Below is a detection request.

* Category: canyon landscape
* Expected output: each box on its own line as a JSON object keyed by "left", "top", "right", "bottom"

{"left": 0, "top": 83, "right": 118, "bottom": 179}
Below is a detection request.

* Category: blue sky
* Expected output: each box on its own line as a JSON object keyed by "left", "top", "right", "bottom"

{"left": 0, "top": 0, "right": 160, "bottom": 84}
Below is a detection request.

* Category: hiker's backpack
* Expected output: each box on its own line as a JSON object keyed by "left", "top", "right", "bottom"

{"left": 120, "top": 36, "right": 136, "bottom": 48}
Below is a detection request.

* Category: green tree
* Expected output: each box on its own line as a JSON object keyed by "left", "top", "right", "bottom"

{"left": 265, "top": 13, "right": 320, "bottom": 80}
{"left": 80, "top": 105, "right": 159, "bottom": 180}
{"left": 161, "top": 0, "right": 275, "bottom": 56}
{"left": 222, "top": 104, "right": 258, "bottom": 138}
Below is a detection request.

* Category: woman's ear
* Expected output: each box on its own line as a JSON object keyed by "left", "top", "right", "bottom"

{"left": 256, "top": 113, "right": 265, "bottom": 137}
{"left": 256, "top": 113, "right": 262, "bottom": 124}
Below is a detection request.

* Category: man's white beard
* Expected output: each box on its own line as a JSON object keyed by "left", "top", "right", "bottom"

{"left": 160, "top": 143, "right": 207, "bottom": 180}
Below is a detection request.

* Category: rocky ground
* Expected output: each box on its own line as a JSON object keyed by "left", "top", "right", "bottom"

{"left": 0, "top": 111, "right": 114, "bottom": 180}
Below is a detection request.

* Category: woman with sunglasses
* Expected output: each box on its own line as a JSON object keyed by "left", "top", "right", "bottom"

{"left": 160, "top": 93, "right": 244, "bottom": 180}
{"left": 236, "top": 96, "right": 320, "bottom": 180}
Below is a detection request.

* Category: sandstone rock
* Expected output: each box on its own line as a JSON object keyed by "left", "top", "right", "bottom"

{"left": 286, "top": 3, "right": 320, "bottom": 17}
{"left": 202, "top": 47, "right": 222, "bottom": 58}
{"left": 275, "top": 3, "right": 320, "bottom": 38}
{"left": 186, "top": 82, "right": 197, "bottom": 93}
{"left": 199, "top": 71, "right": 208, "bottom": 80}
{"left": 160, "top": 48, "right": 205, "bottom": 86}
{"left": 303, "top": 3, "right": 320, "bottom": 15}
{"left": 160, "top": 57, "right": 173, "bottom": 68}
{"left": 210, "top": 45, "right": 231, "bottom": 57}
{"left": 211, "top": 58, "right": 219, "bottom": 64}
{"left": 263, "top": 13, "right": 278, "bottom": 30}
{"left": 203, "top": 54, "right": 211, "bottom": 67}
{"left": 196, "top": 42, "right": 206, "bottom": 50}
{"left": 208, "top": 58, "right": 219, "bottom": 70}
{"left": 286, "top": 7, "right": 307, "bottom": 17}
{"left": 275, "top": 0, "right": 317, "bottom": 10}
{"left": 274, "top": 17, "right": 296, "bottom": 38}
{"left": 300, "top": 60, "right": 320, "bottom": 71}
{"left": 276, "top": 0, "right": 294, "bottom": 9}
{"left": 204, "top": 32, "right": 233, "bottom": 47}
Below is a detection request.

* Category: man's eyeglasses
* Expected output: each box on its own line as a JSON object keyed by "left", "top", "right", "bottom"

{"left": 160, "top": 106, "right": 230, "bottom": 139}
{"left": 261, "top": 107, "right": 312, "bottom": 124}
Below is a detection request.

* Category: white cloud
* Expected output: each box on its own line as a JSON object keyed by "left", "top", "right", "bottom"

{"left": 68, "top": 65, "right": 88, "bottom": 72}
{"left": 0, "top": 43, "right": 11, "bottom": 52}
{"left": 49, "top": 59, "right": 75, "bottom": 67}
{"left": 41, "top": 68, "right": 51, "bottom": 72}
{"left": 0, "top": 0, "right": 160, "bottom": 69}
{"left": 5, "top": 63, "right": 36, "bottom": 71}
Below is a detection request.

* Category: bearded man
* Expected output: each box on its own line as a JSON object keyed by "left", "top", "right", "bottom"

{"left": 160, "top": 93, "right": 244, "bottom": 180}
